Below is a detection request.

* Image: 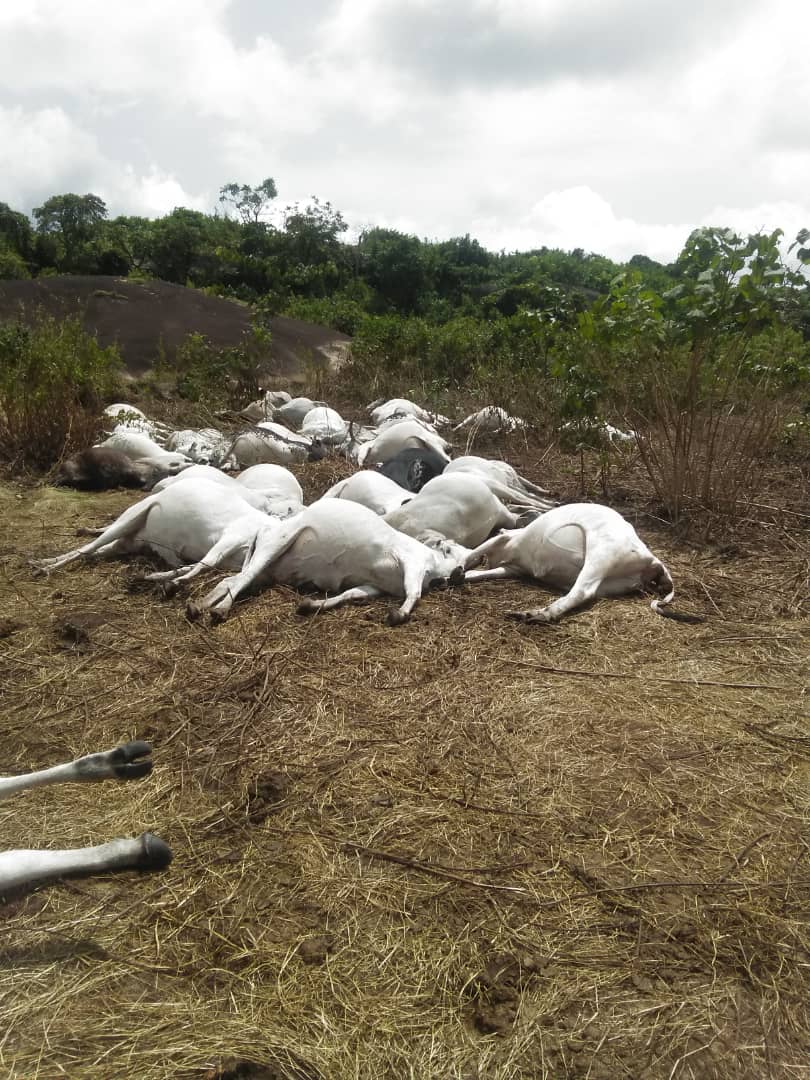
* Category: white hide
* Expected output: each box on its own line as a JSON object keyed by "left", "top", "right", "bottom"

{"left": 300, "top": 406, "right": 349, "bottom": 445}
{"left": 222, "top": 425, "right": 319, "bottom": 468}
{"left": 367, "top": 397, "right": 451, "bottom": 428}
{"left": 152, "top": 465, "right": 301, "bottom": 518}
{"left": 96, "top": 428, "right": 193, "bottom": 476}
{"left": 235, "top": 464, "right": 304, "bottom": 505}
{"left": 32, "top": 479, "right": 282, "bottom": 587}
{"left": 342, "top": 423, "right": 381, "bottom": 464}
{"left": 240, "top": 390, "right": 293, "bottom": 423}
{"left": 444, "top": 456, "right": 555, "bottom": 511}
{"left": 274, "top": 396, "right": 326, "bottom": 428}
{"left": 356, "top": 418, "right": 451, "bottom": 468}
{"left": 369, "top": 398, "right": 433, "bottom": 426}
{"left": 561, "top": 420, "right": 636, "bottom": 447}
{"left": 0, "top": 742, "right": 172, "bottom": 897}
{"left": 192, "top": 499, "right": 466, "bottom": 625}
{"left": 464, "top": 503, "right": 677, "bottom": 623}
{"left": 384, "top": 473, "right": 517, "bottom": 548}
{"left": 102, "top": 404, "right": 171, "bottom": 443}
{"left": 322, "top": 471, "right": 412, "bottom": 515}
{"left": 165, "top": 428, "right": 231, "bottom": 467}
{"left": 454, "top": 406, "right": 527, "bottom": 434}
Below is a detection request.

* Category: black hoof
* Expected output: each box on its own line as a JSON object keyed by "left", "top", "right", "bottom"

{"left": 386, "top": 608, "right": 408, "bottom": 626}
{"left": 296, "top": 599, "right": 318, "bottom": 615}
{"left": 185, "top": 602, "right": 201, "bottom": 622}
{"left": 111, "top": 741, "right": 154, "bottom": 780}
{"left": 137, "top": 833, "right": 173, "bottom": 871}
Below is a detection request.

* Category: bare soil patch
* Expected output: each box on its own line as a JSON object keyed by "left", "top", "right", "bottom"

{"left": 0, "top": 437, "right": 808, "bottom": 1079}
{"left": 0, "top": 276, "right": 350, "bottom": 380}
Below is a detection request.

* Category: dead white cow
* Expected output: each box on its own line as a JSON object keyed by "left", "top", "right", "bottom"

{"left": 274, "top": 396, "right": 327, "bottom": 428}
{"left": 444, "top": 456, "right": 555, "bottom": 512}
{"left": 368, "top": 398, "right": 433, "bottom": 426}
{"left": 97, "top": 428, "right": 193, "bottom": 477}
{"left": 322, "top": 470, "right": 412, "bottom": 515}
{"left": 165, "top": 427, "right": 231, "bottom": 467}
{"left": 240, "top": 390, "right": 292, "bottom": 423}
{"left": 190, "top": 499, "right": 466, "bottom": 625}
{"left": 32, "top": 479, "right": 282, "bottom": 598}
{"left": 0, "top": 742, "right": 172, "bottom": 897}
{"left": 222, "top": 425, "right": 325, "bottom": 468}
{"left": 368, "top": 397, "right": 451, "bottom": 428}
{"left": 384, "top": 473, "right": 519, "bottom": 548}
{"left": 357, "top": 419, "right": 451, "bottom": 467}
{"left": 152, "top": 465, "right": 302, "bottom": 518}
{"left": 102, "top": 404, "right": 171, "bottom": 443}
{"left": 464, "top": 503, "right": 684, "bottom": 623}
{"left": 300, "top": 406, "right": 349, "bottom": 445}
{"left": 453, "top": 406, "right": 527, "bottom": 435}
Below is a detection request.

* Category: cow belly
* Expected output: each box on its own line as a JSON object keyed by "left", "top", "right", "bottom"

{"left": 272, "top": 536, "right": 404, "bottom": 595}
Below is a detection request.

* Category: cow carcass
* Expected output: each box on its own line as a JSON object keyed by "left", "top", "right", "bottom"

{"left": 464, "top": 503, "right": 684, "bottom": 623}
{"left": 356, "top": 419, "right": 451, "bottom": 468}
{"left": 384, "top": 473, "right": 518, "bottom": 548}
{"left": 190, "top": 499, "right": 466, "bottom": 625}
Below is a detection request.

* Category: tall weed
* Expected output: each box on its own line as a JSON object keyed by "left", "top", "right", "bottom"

{"left": 0, "top": 312, "right": 122, "bottom": 470}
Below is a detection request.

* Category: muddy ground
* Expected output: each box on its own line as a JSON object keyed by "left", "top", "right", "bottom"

{"left": 0, "top": 434, "right": 808, "bottom": 1079}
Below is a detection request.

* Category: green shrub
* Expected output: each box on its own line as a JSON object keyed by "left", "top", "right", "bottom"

{"left": 0, "top": 312, "right": 123, "bottom": 470}
{"left": 157, "top": 326, "right": 268, "bottom": 410}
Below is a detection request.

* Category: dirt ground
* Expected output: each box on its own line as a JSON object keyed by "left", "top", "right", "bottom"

{"left": 0, "top": 276, "right": 351, "bottom": 380}
{"left": 0, "top": 427, "right": 808, "bottom": 1080}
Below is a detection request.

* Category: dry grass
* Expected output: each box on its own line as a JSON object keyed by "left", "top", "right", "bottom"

{"left": 0, "top": 439, "right": 808, "bottom": 1080}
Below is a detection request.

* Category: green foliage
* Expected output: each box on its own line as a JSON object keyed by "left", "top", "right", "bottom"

{"left": 0, "top": 313, "right": 122, "bottom": 470}
{"left": 0, "top": 243, "right": 31, "bottom": 280}
{"left": 283, "top": 291, "right": 369, "bottom": 336}
{"left": 32, "top": 193, "right": 108, "bottom": 273}
{"left": 160, "top": 326, "right": 268, "bottom": 409}
{"left": 0, "top": 202, "right": 34, "bottom": 264}
{"left": 219, "top": 178, "right": 278, "bottom": 225}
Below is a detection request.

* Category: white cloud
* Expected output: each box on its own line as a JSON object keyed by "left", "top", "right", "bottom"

{"left": 1, "top": 0, "right": 809, "bottom": 261}
{"left": 0, "top": 105, "right": 206, "bottom": 218}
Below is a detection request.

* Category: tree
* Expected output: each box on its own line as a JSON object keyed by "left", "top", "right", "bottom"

{"left": 31, "top": 193, "right": 108, "bottom": 272}
{"left": 218, "top": 178, "right": 278, "bottom": 225}
{"left": 0, "top": 202, "right": 34, "bottom": 263}
{"left": 359, "top": 228, "right": 429, "bottom": 313}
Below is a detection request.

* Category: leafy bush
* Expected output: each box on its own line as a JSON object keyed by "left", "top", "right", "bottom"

{"left": 157, "top": 326, "right": 268, "bottom": 409}
{"left": 563, "top": 233, "right": 810, "bottom": 523}
{"left": 0, "top": 312, "right": 122, "bottom": 470}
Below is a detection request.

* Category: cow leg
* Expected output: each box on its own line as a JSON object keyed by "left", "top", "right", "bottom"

{"left": 297, "top": 585, "right": 382, "bottom": 615}
{"left": 189, "top": 521, "right": 301, "bottom": 621}
{"left": 519, "top": 477, "right": 552, "bottom": 497}
{"left": 0, "top": 834, "right": 172, "bottom": 897}
{"left": 465, "top": 566, "right": 519, "bottom": 584}
{"left": 32, "top": 495, "right": 159, "bottom": 573}
{"left": 463, "top": 531, "right": 516, "bottom": 570}
{"left": 143, "top": 534, "right": 248, "bottom": 594}
{"left": 508, "top": 564, "right": 601, "bottom": 624}
{"left": 0, "top": 742, "right": 154, "bottom": 801}
{"left": 387, "top": 555, "right": 430, "bottom": 625}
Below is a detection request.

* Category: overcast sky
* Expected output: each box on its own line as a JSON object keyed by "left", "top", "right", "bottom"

{"left": 2, "top": 0, "right": 809, "bottom": 263}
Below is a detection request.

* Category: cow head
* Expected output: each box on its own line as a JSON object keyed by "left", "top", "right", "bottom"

{"left": 307, "top": 438, "right": 327, "bottom": 462}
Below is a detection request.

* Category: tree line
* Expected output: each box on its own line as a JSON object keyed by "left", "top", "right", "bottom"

{"left": 0, "top": 178, "right": 765, "bottom": 328}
